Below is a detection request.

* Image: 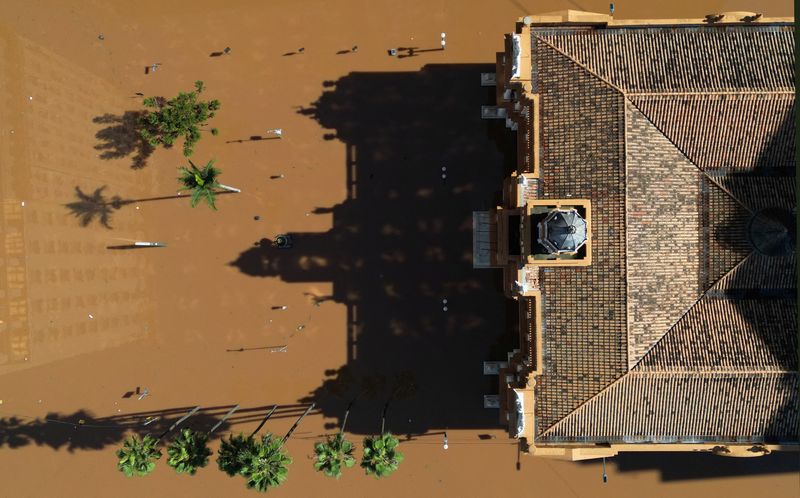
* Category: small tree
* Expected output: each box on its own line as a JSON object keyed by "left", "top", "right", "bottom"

{"left": 116, "top": 434, "right": 162, "bottom": 477}
{"left": 240, "top": 434, "right": 292, "bottom": 493}
{"left": 360, "top": 433, "right": 403, "bottom": 479}
{"left": 140, "top": 80, "right": 220, "bottom": 157}
{"left": 167, "top": 428, "right": 212, "bottom": 475}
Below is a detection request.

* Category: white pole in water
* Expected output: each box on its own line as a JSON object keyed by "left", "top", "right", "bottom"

{"left": 602, "top": 457, "right": 608, "bottom": 483}
{"left": 134, "top": 242, "right": 166, "bottom": 247}
{"left": 218, "top": 184, "right": 241, "bottom": 193}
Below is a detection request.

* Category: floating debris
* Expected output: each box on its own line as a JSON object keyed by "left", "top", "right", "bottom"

{"left": 142, "top": 416, "right": 160, "bottom": 426}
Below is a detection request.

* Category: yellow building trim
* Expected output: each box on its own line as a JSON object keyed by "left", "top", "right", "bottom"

{"left": 528, "top": 443, "right": 798, "bottom": 461}
{"left": 517, "top": 11, "right": 793, "bottom": 27}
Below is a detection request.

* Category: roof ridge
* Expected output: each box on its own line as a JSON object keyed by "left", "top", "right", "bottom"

{"left": 626, "top": 96, "right": 755, "bottom": 214}
{"left": 629, "top": 251, "right": 756, "bottom": 371}
{"left": 546, "top": 251, "right": 761, "bottom": 435}
{"left": 538, "top": 371, "right": 630, "bottom": 439}
{"left": 627, "top": 91, "right": 796, "bottom": 97}
{"left": 538, "top": 369, "right": 798, "bottom": 440}
{"left": 534, "top": 35, "right": 626, "bottom": 95}
{"left": 628, "top": 370, "right": 799, "bottom": 375}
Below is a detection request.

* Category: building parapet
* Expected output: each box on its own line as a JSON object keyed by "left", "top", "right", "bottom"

{"left": 516, "top": 10, "right": 793, "bottom": 28}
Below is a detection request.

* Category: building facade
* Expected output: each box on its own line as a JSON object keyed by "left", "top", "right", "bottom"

{"left": 477, "top": 10, "right": 797, "bottom": 460}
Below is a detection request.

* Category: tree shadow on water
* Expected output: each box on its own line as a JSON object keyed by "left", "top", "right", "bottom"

{"left": 0, "top": 403, "right": 316, "bottom": 452}
{"left": 64, "top": 186, "right": 124, "bottom": 228}
{"left": 64, "top": 185, "right": 237, "bottom": 228}
{"left": 93, "top": 111, "right": 154, "bottom": 169}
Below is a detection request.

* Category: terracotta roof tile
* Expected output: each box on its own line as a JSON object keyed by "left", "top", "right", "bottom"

{"left": 535, "top": 41, "right": 628, "bottom": 435}
{"left": 715, "top": 252, "right": 796, "bottom": 291}
{"left": 536, "top": 27, "right": 795, "bottom": 93}
{"left": 630, "top": 93, "right": 794, "bottom": 172}
{"left": 635, "top": 295, "right": 797, "bottom": 372}
{"left": 701, "top": 176, "right": 753, "bottom": 289}
{"left": 716, "top": 175, "right": 796, "bottom": 212}
{"left": 538, "top": 372, "right": 798, "bottom": 442}
{"left": 524, "top": 23, "right": 796, "bottom": 442}
{"left": 624, "top": 101, "right": 705, "bottom": 366}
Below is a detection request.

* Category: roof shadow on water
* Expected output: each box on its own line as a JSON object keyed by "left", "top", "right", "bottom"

{"left": 229, "top": 64, "right": 518, "bottom": 437}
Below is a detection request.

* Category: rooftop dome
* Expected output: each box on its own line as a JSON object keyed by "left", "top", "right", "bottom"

{"left": 539, "top": 209, "right": 587, "bottom": 254}
{"left": 748, "top": 208, "right": 795, "bottom": 257}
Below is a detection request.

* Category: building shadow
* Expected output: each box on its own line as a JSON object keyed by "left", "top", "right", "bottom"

{"left": 93, "top": 111, "right": 155, "bottom": 169}
{"left": 229, "top": 64, "right": 517, "bottom": 436}
{"left": 579, "top": 451, "right": 800, "bottom": 481}
{"left": 0, "top": 403, "right": 316, "bottom": 452}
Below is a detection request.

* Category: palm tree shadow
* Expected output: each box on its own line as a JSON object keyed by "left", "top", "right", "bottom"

{"left": 65, "top": 185, "right": 240, "bottom": 228}
{"left": 64, "top": 186, "right": 124, "bottom": 229}
{"left": 93, "top": 111, "right": 155, "bottom": 169}
{"left": 0, "top": 403, "right": 319, "bottom": 452}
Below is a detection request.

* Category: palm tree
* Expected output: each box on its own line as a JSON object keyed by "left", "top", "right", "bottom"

{"left": 360, "top": 402, "right": 403, "bottom": 478}
{"left": 240, "top": 434, "right": 292, "bottom": 492}
{"left": 314, "top": 400, "right": 355, "bottom": 479}
{"left": 166, "top": 428, "right": 212, "bottom": 475}
{"left": 314, "top": 433, "right": 355, "bottom": 479}
{"left": 115, "top": 406, "right": 200, "bottom": 478}
{"left": 217, "top": 405, "right": 278, "bottom": 476}
{"left": 178, "top": 159, "right": 240, "bottom": 210}
{"left": 239, "top": 403, "right": 314, "bottom": 492}
{"left": 218, "top": 432, "right": 259, "bottom": 477}
{"left": 116, "top": 434, "right": 162, "bottom": 477}
{"left": 360, "top": 432, "right": 403, "bottom": 479}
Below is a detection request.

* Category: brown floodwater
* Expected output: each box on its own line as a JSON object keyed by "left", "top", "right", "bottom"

{"left": 0, "top": 0, "right": 796, "bottom": 496}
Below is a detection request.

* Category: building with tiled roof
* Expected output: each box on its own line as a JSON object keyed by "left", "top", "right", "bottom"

{"left": 477, "top": 10, "right": 796, "bottom": 460}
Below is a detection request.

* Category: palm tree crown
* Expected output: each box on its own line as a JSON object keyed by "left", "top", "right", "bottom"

{"left": 240, "top": 434, "right": 292, "bottom": 493}
{"left": 167, "top": 428, "right": 212, "bottom": 475}
{"left": 360, "top": 432, "right": 403, "bottom": 478}
{"left": 178, "top": 159, "right": 222, "bottom": 210}
{"left": 116, "top": 434, "right": 162, "bottom": 477}
{"left": 217, "top": 433, "right": 258, "bottom": 477}
{"left": 314, "top": 433, "right": 356, "bottom": 479}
